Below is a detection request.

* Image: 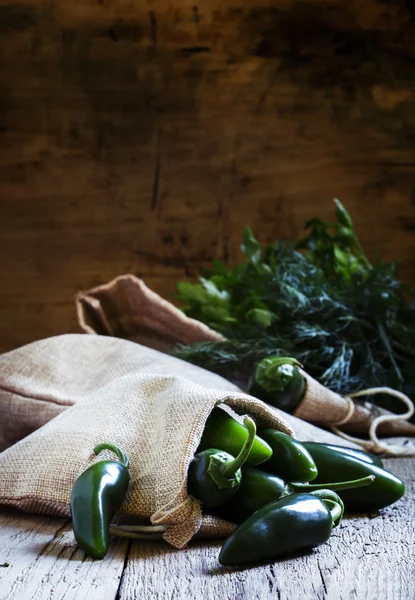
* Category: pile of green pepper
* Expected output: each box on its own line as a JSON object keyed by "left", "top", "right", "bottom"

{"left": 188, "top": 407, "right": 405, "bottom": 568}
{"left": 70, "top": 404, "right": 405, "bottom": 567}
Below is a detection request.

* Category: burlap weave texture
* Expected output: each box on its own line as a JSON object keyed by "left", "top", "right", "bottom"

{"left": 0, "top": 334, "right": 294, "bottom": 548}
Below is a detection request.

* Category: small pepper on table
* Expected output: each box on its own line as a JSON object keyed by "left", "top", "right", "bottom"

{"left": 301, "top": 441, "right": 404, "bottom": 511}
{"left": 219, "top": 490, "right": 345, "bottom": 567}
{"left": 71, "top": 442, "right": 130, "bottom": 559}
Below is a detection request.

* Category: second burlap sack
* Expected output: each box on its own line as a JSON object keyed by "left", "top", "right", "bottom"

{"left": 75, "top": 274, "right": 415, "bottom": 456}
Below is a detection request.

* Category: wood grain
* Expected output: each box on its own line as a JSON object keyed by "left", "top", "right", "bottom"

{"left": 1, "top": 0, "right": 414, "bottom": 353}
{"left": 117, "top": 458, "right": 415, "bottom": 600}
{"left": 0, "top": 458, "right": 413, "bottom": 600}
{"left": 0, "top": 511, "right": 129, "bottom": 600}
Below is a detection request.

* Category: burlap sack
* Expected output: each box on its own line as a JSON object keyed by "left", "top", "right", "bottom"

{"left": 295, "top": 370, "right": 415, "bottom": 437}
{"left": 0, "top": 334, "right": 360, "bottom": 549}
{"left": 75, "top": 274, "right": 225, "bottom": 353}
{"left": 0, "top": 334, "right": 340, "bottom": 548}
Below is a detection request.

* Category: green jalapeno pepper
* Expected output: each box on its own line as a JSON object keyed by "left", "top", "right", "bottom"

{"left": 211, "top": 468, "right": 286, "bottom": 523}
{"left": 219, "top": 490, "right": 344, "bottom": 567}
{"left": 197, "top": 407, "right": 272, "bottom": 467}
{"left": 70, "top": 443, "right": 130, "bottom": 559}
{"left": 303, "top": 442, "right": 404, "bottom": 511}
{"left": 248, "top": 356, "right": 305, "bottom": 412}
{"left": 212, "top": 466, "right": 372, "bottom": 524}
{"left": 258, "top": 429, "right": 318, "bottom": 482}
{"left": 188, "top": 417, "right": 257, "bottom": 510}
{"left": 302, "top": 441, "right": 384, "bottom": 468}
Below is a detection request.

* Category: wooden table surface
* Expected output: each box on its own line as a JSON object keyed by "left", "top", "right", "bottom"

{"left": 1, "top": 458, "right": 414, "bottom": 600}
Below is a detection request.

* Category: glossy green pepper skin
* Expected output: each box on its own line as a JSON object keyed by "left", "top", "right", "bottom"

{"left": 71, "top": 443, "right": 130, "bottom": 559}
{"left": 197, "top": 407, "right": 272, "bottom": 467}
{"left": 219, "top": 492, "right": 341, "bottom": 567}
{"left": 212, "top": 467, "right": 373, "bottom": 524}
{"left": 248, "top": 357, "right": 305, "bottom": 412}
{"left": 303, "top": 444, "right": 404, "bottom": 511}
{"left": 188, "top": 449, "right": 239, "bottom": 510}
{"left": 211, "top": 468, "right": 286, "bottom": 523}
{"left": 258, "top": 429, "right": 318, "bottom": 483}
{"left": 188, "top": 417, "right": 257, "bottom": 510}
{"left": 302, "top": 442, "right": 384, "bottom": 468}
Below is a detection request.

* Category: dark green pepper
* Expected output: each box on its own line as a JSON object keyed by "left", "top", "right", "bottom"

{"left": 219, "top": 491, "right": 343, "bottom": 567}
{"left": 188, "top": 417, "right": 257, "bottom": 510}
{"left": 212, "top": 466, "right": 372, "bottom": 524}
{"left": 71, "top": 443, "right": 130, "bottom": 559}
{"left": 302, "top": 441, "right": 384, "bottom": 468}
{"left": 211, "top": 468, "right": 286, "bottom": 523}
{"left": 248, "top": 356, "right": 305, "bottom": 412}
{"left": 258, "top": 429, "right": 318, "bottom": 482}
{"left": 303, "top": 443, "right": 404, "bottom": 511}
{"left": 197, "top": 407, "right": 272, "bottom": 467}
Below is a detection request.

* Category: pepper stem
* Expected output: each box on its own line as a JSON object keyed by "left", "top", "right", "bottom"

{"left": 324, "top": 499, "right": 343, "bottom": 527}
{"left": 222, "top": 417, "right": 257, "bottom": 477}
{"left": 265, "top": 357, "right": 303, "bottom": 380}
{"left": 207, "top": 416, "right": 257, "bottom": 489}
{"left": 93, "top": 443, "right": 130, "bottom": 469}
{"left": 269, "top": 365, "right": 294, "bottom": 389}
{"left": 291, "top": 474, "right": 374, "bottom": 493}
{"left": 309, "top": 489, "right": 344, "bottom": 527}
{"left": 256, "top": 356, "right": 303, "bottom": 393}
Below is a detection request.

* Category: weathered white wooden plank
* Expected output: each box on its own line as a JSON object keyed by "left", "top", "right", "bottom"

{"left": 1, "top": 459, "right": 413, "bottom": 600}
{"left": 0, "top": 511, "right": 129, "bottom": 600}
{"left": 117, "top": 459, "right": 415, "bottom": 600}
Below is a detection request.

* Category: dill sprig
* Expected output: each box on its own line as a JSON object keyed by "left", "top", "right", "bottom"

{"left": 172, "top": 200, "right": 415, "bottom": 413}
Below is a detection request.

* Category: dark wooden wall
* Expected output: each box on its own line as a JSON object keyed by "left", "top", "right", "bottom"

{"left": 1, "top": 0, "right": 414, "bottom": 354}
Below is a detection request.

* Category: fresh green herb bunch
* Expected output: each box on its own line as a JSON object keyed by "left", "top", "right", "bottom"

{"left": 173, "top": 200, "right": 415, "bottom": 411}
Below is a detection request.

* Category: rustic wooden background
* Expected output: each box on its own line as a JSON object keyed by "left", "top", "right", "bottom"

{"left": 1, "top": 0, "right": 414, "bottom": 354}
